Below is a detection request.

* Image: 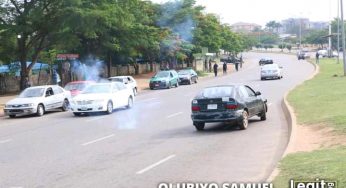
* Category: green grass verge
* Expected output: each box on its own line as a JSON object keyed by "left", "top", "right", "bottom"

{"left": 288, "top": 58, "right": 346, "bottom": 133}
{"left": 273, "top": 147, "right": 346, "bottom": 187}
{"left": 196, "top": 70, "right": 211, "bottom": 77}
{"left": 273, "top": 58, "right": 346, "bottom": 187}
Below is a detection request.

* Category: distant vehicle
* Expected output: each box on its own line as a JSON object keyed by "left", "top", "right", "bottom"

{"left": 191, "top": 85, "right": 267, "bottom": 131}
{"left": 317, "top": 49, "right": 339, "bottom": 57}
{"left": 261, "top": 64, "right": 283, "bottom": 80}
{"left": 259, "top": 57, "right": 273, "bottom": 66}
{"left": 70, "top": 82, "right": 134, "bottom": 116}
{"left": 297, "top": 51, "right": 310, "bottom": 60}
{"left": 4, "top": 85, "right": 71, "bottom": 118}
{"left": 64, "top": 81, "right": 95, "bottom": 97}
{"left": 149, "top": 70, "right": 179, "bottom": 89}
{"left": 178, "top": 69, "right": 198, "bottom": 85}
{"left": 108, "top": 76, "right": 138, "bottom": 96}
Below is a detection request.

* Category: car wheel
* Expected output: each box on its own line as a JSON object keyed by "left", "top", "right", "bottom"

{"left": 175, "top": 81, "right": 179, "bottom": 88}
{"left": 73, "top": 112, "right": 81, "bottom": 116}
{"left": 133, "top": 87, "right": 137, "bottom": 96}
{"left": 61, "top": 99, "right": 69, "bottom": 111}
{"left": 127, "top": 96, "right": 133, "bottom": 109}
{"left": 106, "top": 101, "right": 113, "bottom": 114}
{"left": 36, "top": 104, "right": 45, "bottom": 116}
{"left": 238, "top": 110, "right": 248, "bottom": 130}
{"left": 193, "top": 122, "right": 205, "bottom": 131}
{"left": 9, "top": 115, "right": 16, "bottom": 118}
{"left": 194, "top": 78, "right": 198, "bottom": 84}
{"left": 150, "top": 87, "right": 154, "bottom": 90}
{"left": 260, "top": 106, "right": 267, "bottom": 121}
{"left": 188, "top": 79, "right": 192, "bottom": 85}
{"left": 167, "top": 82, "right": 171, "bottom": 89}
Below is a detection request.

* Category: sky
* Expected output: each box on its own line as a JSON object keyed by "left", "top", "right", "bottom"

{"left": 151, "top": 0, "right": 339, "bottom": 27}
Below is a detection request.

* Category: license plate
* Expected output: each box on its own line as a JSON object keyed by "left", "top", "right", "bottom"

{"left": 155, "top": 84, "right": 159, "bottom": 86}
{"left": 207, "top": 104, "right": 217, "bottom": 110}
{"left": 80, "top": 106, "right": 88, "bottom": 111}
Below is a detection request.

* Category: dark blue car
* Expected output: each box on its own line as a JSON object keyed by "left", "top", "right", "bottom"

{"left": 191, "top": 85, "right": 267, "bottom": 131}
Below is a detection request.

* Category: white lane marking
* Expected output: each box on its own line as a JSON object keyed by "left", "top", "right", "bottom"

{"left": 81, "top": 134, "right": 114, "bottom": 146}
{"left": 166, "top": 112, "right": 183, "bottom": 119}
{"left": 136, "top": 155, "right": 176, "bottom": 174}
{"left": 137, "top": 98, "right": 156, "bottom": 103}
{"left": 0, "top": 139, "right": 12, "bottom": 144}
{"left": 86, "top": 116, "right": 106, "bottom": 122}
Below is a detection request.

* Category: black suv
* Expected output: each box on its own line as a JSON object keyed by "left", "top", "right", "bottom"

{"left": 259, "top": 58, "right": 273, "bottom": 66}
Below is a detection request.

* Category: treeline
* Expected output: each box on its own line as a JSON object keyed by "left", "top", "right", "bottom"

{"left": 0, "top": 0, "right": 254, "bottom": 89}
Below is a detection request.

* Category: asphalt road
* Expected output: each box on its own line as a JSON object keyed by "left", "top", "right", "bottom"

{"left": 0, "top": 52, "right": 314, "bottom": 188}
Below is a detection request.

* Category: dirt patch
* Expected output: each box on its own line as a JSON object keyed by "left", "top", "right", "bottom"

{"left": 291, "top": 124, "right": 346, "bottom": 153}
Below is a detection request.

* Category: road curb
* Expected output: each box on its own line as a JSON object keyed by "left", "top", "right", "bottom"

{"left": 266, "top": 59, "right": 320, "bottom": 182}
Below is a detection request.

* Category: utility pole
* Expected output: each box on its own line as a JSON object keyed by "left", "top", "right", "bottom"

{"left": 341, "top": 0, "right": 346, "bottom": 75}
{"left": 338, "top": 0, "right": 340, "bottom": 63}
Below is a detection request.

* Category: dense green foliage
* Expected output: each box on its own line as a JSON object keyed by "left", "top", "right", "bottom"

{"left": 0, "top": 0, "right": 249, "bottom": 89}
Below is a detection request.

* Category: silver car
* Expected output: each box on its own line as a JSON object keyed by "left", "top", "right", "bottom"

{"left": 4, "top": 85, "right": 71, "bottom": 118}
{"left": 260, "top": 64, "right": 283, "bottom": 80}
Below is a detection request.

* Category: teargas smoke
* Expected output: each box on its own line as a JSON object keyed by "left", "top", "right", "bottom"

{"left": 158, "top": 1, "right": 195, "bottom": 42}
{"left": 71, "top": 56, "right": 108, "bottom": 82}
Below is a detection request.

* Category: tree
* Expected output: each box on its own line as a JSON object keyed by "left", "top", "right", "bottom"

{"left": 0, "top": 0, "right": 78, "bottom": 90}
{"left": 303, "top": 29, "right": 328, "bottom": 47}
{"left": 193, "top": 13, "right": 223, "bottom": 53}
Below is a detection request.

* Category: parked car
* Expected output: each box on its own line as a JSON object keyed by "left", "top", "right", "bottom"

{"left": 70, "top": 82, "right": 134, "bottom": 116}
{"left": 260, "top": 64, "right": 283, "bottom": 80}
{"left": 259, "top": 57, "right": 273, "bottom": 65}
{"left": 4, "top": 85, "right": 71, "bottom": 118}
{"left": 297, "top": 51, "right": 309, "bottom": 60}
{"left": 149, "top": 70, "right": 179, "bottom": 89}
{"left": 178, "top": 69, "right": 198, "bottom": 85}
{"left": 109, "top": 76, "right": 138, "bottom": 96}
{"left": 64, "top": 81, "right": 95, "bottom": 97}
{"left": 191, "top": 85, "right": 267, "bottom": 131}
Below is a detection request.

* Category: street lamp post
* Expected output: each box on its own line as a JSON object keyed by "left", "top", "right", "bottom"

{"left": 337, "top": 0, "right": 340, "bottom": 63}
{"left": 341, "top": 0, "right": 346, "bottom": 76}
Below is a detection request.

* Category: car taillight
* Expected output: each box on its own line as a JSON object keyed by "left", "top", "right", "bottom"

{"left": 192, "top": 106, "right": 201, "bottom": 111}
{"left": 225, "top": 104, "right": 238, "bottom": 109}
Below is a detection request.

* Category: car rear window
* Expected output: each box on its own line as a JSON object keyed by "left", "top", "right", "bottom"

{"left": 201, "top": 86, "right": 234, "bottom": 98}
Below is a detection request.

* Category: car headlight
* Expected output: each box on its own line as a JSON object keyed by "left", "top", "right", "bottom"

{"left": 5, "top": 104, "right": 11, "bottom": 108}
{"left": 22, "top": 103, "right": 35, "bottom": 107}
{"left": 92, "top": 100, "right": 104, "bottom": 104}
{"left": 192, "top": 99, "right": 198, "bottom": 104}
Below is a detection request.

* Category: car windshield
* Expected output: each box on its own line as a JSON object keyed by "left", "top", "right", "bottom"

{"left": 201, "top": 86, "right": 234, "bottom": 98}
{"left": 109, "top": 78, "right": 123, "bottom": 82}
{"left": 262, "top": 65, "right": 278, "bottom": 70}
{"left": 19, "top": 88, "right": 45, "bottom": 98}
{"left": 64, "top": 83, "right": 88, "bottom": 91}
{"left": 155, "top": 71, "right": 169, "bottom": 78}
{"left": 82, "top": 85, "right": 111, "bottom": 94}
{"left": 178, "top": 70, "right": 190, "bottom": 75}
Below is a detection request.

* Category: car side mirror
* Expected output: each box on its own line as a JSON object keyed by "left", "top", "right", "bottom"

{"left": 255, "top": 91, "right": 261, "bottom": 96}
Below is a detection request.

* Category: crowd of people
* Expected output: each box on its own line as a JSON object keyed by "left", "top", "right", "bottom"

{"left": 207, "top": 55, "right": 244, "bottom": 77}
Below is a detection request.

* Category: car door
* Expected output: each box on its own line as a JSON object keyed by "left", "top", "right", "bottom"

{"left": 52, "top": 86, "right": 65, "bottom": 108}
{"left": 114, "top": 82, "right": 129, "bottom": 107}
{"left": 245, "top": 86, "right": 262, "bottom": 115}
{"left": 44, "top": 87, "right": 56, "bottom": 110}
{"left": 239, "top": 86, "right": 256, "bottom": 116}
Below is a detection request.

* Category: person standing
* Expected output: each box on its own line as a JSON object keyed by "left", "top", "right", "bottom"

{"left": 315, "top": 51, "right": 320, "bottom": 64}
{"left": 208, "top": 59, "right": 212, "bottom": 72}
{"left": 235, "top": 61, "right": 239, "bottom": 71}
{"left": 213, "top": 62, "right": 218, "bottom": 77}
{"left": 239, "top": 55, "right": 243, "bottom": 68}
{"left": 222, "top": 62, "right": 227, "bottom": 74}
{"left": 24, "top": 76, "right": 32, "bottom": 89}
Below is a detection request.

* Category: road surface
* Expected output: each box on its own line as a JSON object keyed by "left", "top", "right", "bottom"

{"left": 0, "top": 52, "right": 314, "bottom": 188}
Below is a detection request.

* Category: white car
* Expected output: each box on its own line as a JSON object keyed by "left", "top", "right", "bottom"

{"left": 70, "top": 82, "right": 134, "bottom": 116}
{"left": 108, "top": 76, "right": 138, "bottom": 95}
{"left": 4, "top": 85, "right": 71, "bottom": 118}
{"left": 260, "top": 64, "right": 283, "bottom": 80}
